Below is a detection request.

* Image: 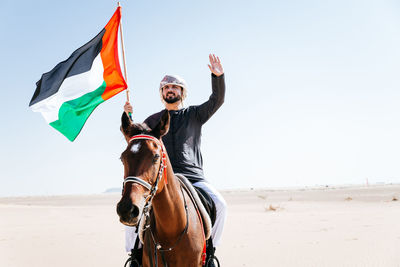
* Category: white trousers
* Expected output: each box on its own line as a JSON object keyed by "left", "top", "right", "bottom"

{"left": 124, "top": 181, "right": 227, "bottom": 252}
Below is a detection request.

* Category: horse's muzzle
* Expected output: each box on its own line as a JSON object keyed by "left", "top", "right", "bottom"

{"left": 116, "top": 199, "right": 141, "bottom": 226}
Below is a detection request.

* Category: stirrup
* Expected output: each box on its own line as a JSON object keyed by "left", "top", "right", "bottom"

{"left": 124, "top": 257, "right": 140, "bottom": 267}
{"left": 205, "top": 245, "right": 220, "bottom": 267}
{"left": 205, "top": 255, "right": 220, "bottom": 267}
{"left": 124, "top": 248, "right": 142, "bottom": 267}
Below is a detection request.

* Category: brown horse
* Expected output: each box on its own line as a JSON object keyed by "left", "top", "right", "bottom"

{"left": 117, "top": 110, "right": 206, "bottom": 267}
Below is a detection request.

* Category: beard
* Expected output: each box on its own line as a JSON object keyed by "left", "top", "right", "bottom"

{"left": 164, "top": 94, "right": 182, "bottom": 104}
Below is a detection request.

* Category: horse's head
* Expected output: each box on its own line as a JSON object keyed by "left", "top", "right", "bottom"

{"left": 116, "top": 110, "right": 170, "bottom": 226}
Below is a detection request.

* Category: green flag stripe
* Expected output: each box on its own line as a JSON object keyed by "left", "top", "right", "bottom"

{"left": 49, "top": 81, "right": 106, "bottom": 141}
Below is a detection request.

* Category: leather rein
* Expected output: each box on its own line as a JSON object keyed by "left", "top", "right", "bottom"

{"left": 123, "top": 134, "right": 189, "bottom": 267}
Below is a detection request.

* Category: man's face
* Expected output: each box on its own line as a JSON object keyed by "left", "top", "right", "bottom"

{"left": 162, "top": 84, "right": 182, "bottom": 104}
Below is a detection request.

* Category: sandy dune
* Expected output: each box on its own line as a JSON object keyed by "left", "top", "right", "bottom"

{"left": 1, "top": 185, "right": 399, "bottom": 267}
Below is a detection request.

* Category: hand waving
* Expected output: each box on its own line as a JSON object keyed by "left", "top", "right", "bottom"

{"left": 208, "top": 54, "right": 224, "bottom": 77}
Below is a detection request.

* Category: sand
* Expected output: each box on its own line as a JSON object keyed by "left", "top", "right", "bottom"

{"left": 1, "top": 184, "right": 399, "bottom": 267}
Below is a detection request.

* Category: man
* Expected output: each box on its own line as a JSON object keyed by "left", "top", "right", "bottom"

{"left": 123, "top": 54, "right": 226, "bottom": 266}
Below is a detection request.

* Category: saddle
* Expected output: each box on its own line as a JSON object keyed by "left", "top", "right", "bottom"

{"left": 175, "top": 174, "right": 216, "bottom": 240}
{"left": 194, "top": 185, "right": 217, "bottom": 226}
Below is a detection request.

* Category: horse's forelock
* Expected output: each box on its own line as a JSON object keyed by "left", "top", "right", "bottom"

{"left": 128, "top": 123, "right": 152, "bottom": 137}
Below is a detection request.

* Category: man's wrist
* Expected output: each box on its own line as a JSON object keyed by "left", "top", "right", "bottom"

{"left": 212, "top": 73, "right": 224, "bottom": 78}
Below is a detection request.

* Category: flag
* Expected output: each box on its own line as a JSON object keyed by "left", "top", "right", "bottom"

{"left": 29, "top": 7, "right": 127, "bottom": 141}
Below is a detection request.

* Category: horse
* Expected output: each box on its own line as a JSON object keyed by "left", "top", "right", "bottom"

{"left": 116, "top": 110, "right": 207, "bottom": 267}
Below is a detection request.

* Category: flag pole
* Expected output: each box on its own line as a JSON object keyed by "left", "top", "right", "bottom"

{"left": 118, "top": 2, "right": 132, "bottom": 120}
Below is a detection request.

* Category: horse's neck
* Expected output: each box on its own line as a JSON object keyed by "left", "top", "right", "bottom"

{"left": 152, "top": 158, "right": 187, "bottom": 239}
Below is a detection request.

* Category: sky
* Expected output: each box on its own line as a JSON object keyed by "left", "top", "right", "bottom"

{"left": 1, "top": 0, "right": 400, "bottom": 196}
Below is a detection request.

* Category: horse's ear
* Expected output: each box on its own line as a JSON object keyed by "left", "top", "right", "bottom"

{"left": 121, "top": 112, "right": 131, "bottom": 140}
{"left": 151, "top": 110, "right": 170, "bottom": 139}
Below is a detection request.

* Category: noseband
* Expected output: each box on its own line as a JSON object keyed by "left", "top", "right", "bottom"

{"left": 124, "top": 134, "right": 168, "bottom": 196}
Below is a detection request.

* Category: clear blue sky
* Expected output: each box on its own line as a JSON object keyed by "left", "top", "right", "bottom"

{"left": 1, "top": 0, "right": 400, "bottom": 196}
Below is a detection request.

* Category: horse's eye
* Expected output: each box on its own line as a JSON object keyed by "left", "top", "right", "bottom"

{"left": 152, "top": 154, "right": 160, "bottom": 164}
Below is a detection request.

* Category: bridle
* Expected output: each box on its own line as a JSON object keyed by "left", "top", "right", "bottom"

{"left": 122, "top": 134, "right": 168, "bottom": 245}
{"left": 122, "top": 134, "right": 190, "bottom": 267}
{"left": 123, "top": 134, "right": 168, "bottom": 199}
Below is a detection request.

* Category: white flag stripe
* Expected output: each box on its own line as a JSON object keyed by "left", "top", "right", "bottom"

{"left": 31, "top": 54, "right": 104, "bottom": 123}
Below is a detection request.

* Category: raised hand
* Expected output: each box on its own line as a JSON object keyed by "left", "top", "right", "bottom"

{"left": 208, "top": 54, "right": 224, "bottom": 77}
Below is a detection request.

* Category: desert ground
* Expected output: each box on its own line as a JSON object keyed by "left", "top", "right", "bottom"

{"left": 1, "top": 184, "right": 399, "bottom": 267}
